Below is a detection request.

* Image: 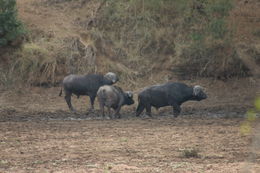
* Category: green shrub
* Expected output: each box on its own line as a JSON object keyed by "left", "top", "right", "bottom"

{"left": 0, "top": 0, "right": 26, "bottom": 47}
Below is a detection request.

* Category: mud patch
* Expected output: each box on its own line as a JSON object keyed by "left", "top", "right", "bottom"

{"left": 0, "top": 106, "right": 248, "bottom": 122}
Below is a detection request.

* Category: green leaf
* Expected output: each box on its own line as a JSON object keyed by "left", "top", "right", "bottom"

{"left": 255, "top": 97, "right": 260, "bottom": 111}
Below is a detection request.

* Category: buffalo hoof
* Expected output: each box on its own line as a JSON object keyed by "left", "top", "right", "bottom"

{"left": 146, "top": 113, "right": 152, "bottom": 118}
{"left": 142, "top": 114, "right": 152, "bottom": 119}
{"left": 87, "top": 108, "right": 95, "bottom": 113}
{"left": 116, "top": 114, "right": 121, "bottom": 119}
{"left": 70, "top": 109, "right": 77, "bottom": 113}
{"left": 104, "top": 116, "right": 111, "bottom": 120}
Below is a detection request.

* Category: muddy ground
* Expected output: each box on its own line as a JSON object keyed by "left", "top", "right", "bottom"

{"left": 0, "top": 79, "right": 260, "bottom": 172}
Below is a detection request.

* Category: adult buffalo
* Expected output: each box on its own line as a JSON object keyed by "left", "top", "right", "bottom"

{"left": 136, "top": 82, "right": 207, "bottom": 117}
{"left": 59, "top": 72, "right": 118, "bottom": 112}
{"left": 97, "top": 85, "right": 134, "bottom": 119}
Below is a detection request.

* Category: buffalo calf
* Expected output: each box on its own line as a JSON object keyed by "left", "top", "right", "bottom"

{"left": 97, "top": 85, "right": 134, "bottom": 119}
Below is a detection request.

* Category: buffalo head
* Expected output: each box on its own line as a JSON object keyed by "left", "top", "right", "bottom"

{"left": 104, "top": 72, "right": 119, "bottom": 84}
{"left": 124, "top": 91, "right": 135, "bottom": 105}
{"left": 193, "top": 85, "right": 207, "bottom": 101}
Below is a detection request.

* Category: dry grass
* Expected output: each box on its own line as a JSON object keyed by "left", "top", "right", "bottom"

{"left": 89, "top": 0, "right": 259, "bottom": 79}
{"left": 229, "top": 0, "right": 260, "bottom": 43}
{"left": 0, "top": 0, "right": 259, "bottom": 88}
{"left": 11, "top": 0, "right": 101, "bottom": 86}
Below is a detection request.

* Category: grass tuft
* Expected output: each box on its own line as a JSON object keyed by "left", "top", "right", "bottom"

{"left": 180, "top": 148, "right": 200, "bottom": 158}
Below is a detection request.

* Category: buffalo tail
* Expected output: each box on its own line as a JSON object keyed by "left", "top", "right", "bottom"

{"left": 59, "top": 87, "right": 62, "bottom": 96}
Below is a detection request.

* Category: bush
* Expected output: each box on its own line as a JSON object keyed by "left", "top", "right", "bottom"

{"left": 0, "top": 0, "right": 26, "bottom": 47}
{"left": 180, "top": 148, "right": 200, "bottom": 158}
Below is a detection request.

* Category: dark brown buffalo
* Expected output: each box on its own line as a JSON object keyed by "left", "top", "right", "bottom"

{"left": 136, "top": 82, "right": 207, "bottom": 117}
{"left": 59, "top": 72, "right": 118, "bottom": 112}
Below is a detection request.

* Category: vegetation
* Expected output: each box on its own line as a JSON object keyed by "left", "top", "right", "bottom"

{"left": 174, "top": 0, "right": 249, "bottom": 78}
{"left": 0, "top": 0, "right": 26, "bottom": 46}
{"left": 240, "top": 97, "right": 260, "bottom": 135}
{"left": 0, "top": 0, "right": 258, "bottom": 87}
{"left": 180, "top": 148, "right": 200, "bottom": 158}
{"left": 92, "top": 0, "right": 250, "bottom": 79}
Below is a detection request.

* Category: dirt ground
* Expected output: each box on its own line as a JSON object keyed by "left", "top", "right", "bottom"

{"left": 0, "top": 116, "right": 259, "bottom": 173}
{"left": 0, "top": 78, "right": 260, "bottom": 172}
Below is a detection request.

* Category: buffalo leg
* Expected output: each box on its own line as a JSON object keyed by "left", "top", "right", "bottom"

{"left": 107, "top": 107, "right": 112, "bottom": 119}
{"left": 173, "top": 105, "right": 181, "bottom": 117}
{"left": 136, "top": 103, "right": 145, "bottom": 117}
{"left": 145, "top": 105, "right": 152, "bottom": 117}
{"left": 65, "top": 93, "right": 75, "bottom": 112}
{"left": 114, "top": 106, "right": 122, "bottom": 119}
{"left": 89, "top": 95, "right": 96, "bottom": 110}
{"left": 99, "top": 101, "right": 105, "bottom": 117}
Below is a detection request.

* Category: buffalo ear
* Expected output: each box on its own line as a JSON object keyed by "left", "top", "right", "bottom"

{"left": 193, "top": 85, "right": 203, "bottom": 96}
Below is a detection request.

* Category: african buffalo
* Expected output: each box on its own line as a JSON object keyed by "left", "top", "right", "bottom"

{"left": 97, "top": 85, "right": 134, "bottom": 118}
{"left": 59, "top": 72, "right": 118, "bottom": 112}
{"left": 136, "top": 82, "right": 207, "bottom": 117}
